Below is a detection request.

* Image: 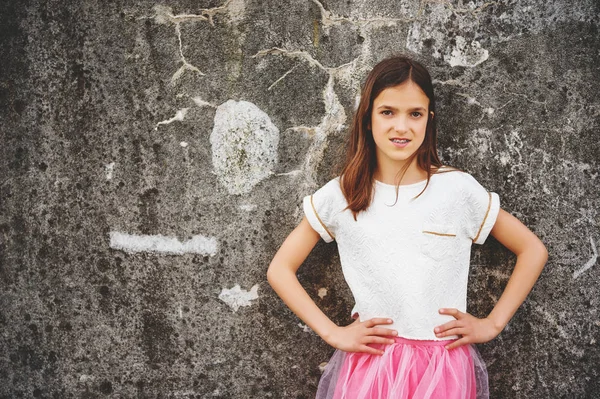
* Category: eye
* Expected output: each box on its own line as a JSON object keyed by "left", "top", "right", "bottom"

{"left": 381, "top": 110, "right": 393, "bottom": 116}
{"left": 410, "top": 111, "right": 423, "bottom": 118}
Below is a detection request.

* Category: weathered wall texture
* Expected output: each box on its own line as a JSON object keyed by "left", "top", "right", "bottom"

{"left": 1, "top": 0, "right": 599, "bottom": 397}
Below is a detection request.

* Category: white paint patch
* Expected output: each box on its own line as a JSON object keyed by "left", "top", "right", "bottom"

{"left": 218, "top": 284, "right": 259, "bottom": 312}
{"left": 298, "top": 323, "right": 312, "bottom": 333}
{"left": 318, "top": 287, "right": 328, "bottom": 299}
{"left": 109, "top": 231, "right": 218, "bottom": 256}
{"left": 180, "top": 141, "right": 188, "bottom": 147}
{"left": 318, "top": 362, "right": 328, "bottom": 373}
{"left": 239, "top": 203, "right": 256, "bottom": 212}
{"left": 446, "top": 36, "right": 489, "bottom": 68}
{"left": 155, "top": 108, "right": 189, "bottom": 130}
{"left": 210, "top": 100, "right": 279, "bottom": 195}
{"left": 573, "top": 237, "right": 598, "bottom": 279}
{"left": 105, "top": 162, "right": 115, "bottom": 180}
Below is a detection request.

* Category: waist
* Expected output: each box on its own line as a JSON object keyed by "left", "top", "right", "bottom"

{"left": 391, "top": 336, "right": 456, "bottom": 346}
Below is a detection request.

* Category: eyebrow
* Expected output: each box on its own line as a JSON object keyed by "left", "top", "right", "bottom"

{"left": 376, "top": 105, "right": 428, "bottom": 112}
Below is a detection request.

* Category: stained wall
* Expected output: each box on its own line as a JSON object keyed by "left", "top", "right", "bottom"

{"left": 1, "top": 0, "right": 599, "bottom": 397}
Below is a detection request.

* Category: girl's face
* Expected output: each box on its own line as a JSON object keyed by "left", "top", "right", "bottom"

{"left": 370, "top": 81, "right": 430, "bottom": 174}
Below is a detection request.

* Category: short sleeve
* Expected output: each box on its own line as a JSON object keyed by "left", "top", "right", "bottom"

{"left": 461, "top": 173, "right": 500, "bottom": 245}
{"left": 302, "top": 178, "right": 342, "bottom": 243}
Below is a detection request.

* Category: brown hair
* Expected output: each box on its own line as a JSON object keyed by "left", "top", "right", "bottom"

{"left": 339, "top": 55, "right": 444, "bottom": 220}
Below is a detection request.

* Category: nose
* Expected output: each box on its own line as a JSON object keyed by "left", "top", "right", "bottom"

{"left": 394, "top": 116, "right": 409, "bottom": 133}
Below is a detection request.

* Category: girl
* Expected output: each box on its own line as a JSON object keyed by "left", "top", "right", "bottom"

{"left": 266, "top": 55, "right": 548, "bottom": 398}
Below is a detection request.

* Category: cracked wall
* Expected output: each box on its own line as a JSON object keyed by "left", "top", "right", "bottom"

{"left": 1, "top": 0, "right": 599, "bottom": 397}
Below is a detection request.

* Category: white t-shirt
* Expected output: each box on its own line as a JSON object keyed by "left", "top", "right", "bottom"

{"left": 302, "top": 169, "right": 500, "bottom": 340}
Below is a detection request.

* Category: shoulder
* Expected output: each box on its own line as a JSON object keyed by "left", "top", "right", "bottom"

{"left": 432, "top": 166, "right": 484, "bottom": 187}
{"left": 315, "top": 176, "right": 344, "bottom": 197}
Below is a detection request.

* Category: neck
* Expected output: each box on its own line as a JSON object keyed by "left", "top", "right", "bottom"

{"left": 374, "top": 158, "right": 427, "bottom": 185}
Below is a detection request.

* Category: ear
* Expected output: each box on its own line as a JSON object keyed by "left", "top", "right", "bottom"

{"left": 429, "top": 111, "right": 435, "bottom": 119}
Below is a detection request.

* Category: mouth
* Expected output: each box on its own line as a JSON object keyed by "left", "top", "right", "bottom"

{"left": 390, "top": 138, "right": 410, "bottom": 144}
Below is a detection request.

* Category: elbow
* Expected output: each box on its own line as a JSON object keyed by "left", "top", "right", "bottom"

{"left": 266, "top": 263, "right": 276, "bottom": 287}
{"left": 535, "top": 238, "right": 549, "bottom": 268}
{"left": 266, "top": 261, "right": 284, "bottom": 288}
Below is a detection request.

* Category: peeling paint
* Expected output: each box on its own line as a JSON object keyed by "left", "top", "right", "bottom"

{"left": 218, "top": 284, "right": 259, "bottom": 311}
{"left": 210, "top": 100, "right": 279, "bottom": 195}
{"left": 180, "top": 141, "right": 188, "bottom": 147}
{"left": 298, "top": 323, "right": 312, "bottom": 333}
{"left": 109, "top": 231, "right": 218, "bottom": 256}
{"left": 318, "top": 287, "right": 328, "bottom": 298}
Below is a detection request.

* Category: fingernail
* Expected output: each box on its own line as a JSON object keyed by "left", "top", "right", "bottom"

{"left": 434, "top": 327, "right": 439, "bottom": 333}
{"left": 388, "top": 319, "right": 393, "bottom": 323}
{"left": 392, "top": 330, "right": 398, "bottom": 335}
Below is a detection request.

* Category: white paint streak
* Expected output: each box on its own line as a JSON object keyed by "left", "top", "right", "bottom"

{"left": 180, "top": 141, "right": 188, "bottom": 147}
{"left": 218, "top": 284, "right": 259, "bottom": 311}
{"left": 105, "top": 162, "right": 115, "bottom": 180}
{"left": 155, "top": 108, "right": 189, "bottom": 129}
{"left": 192, "top": 97, "right": 217, "bottom": 108}
{"left": 534, "top": 305, "right": 569, "bottom": 340}
{"left": 210, "top": 100, "right": 279, "bottom": 195}
{"left": 573, "top": 237, "right": 598, "bottom": 279}
{"left": 298, "top": 323, "right": 312, "bottom": 333}
{"left": 109, "top": 231, "right": 218, "bottom": 256}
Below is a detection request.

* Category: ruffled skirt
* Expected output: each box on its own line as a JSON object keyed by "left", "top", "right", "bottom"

{"left": 316, "top": 337, "right": 489, "bottom": 399}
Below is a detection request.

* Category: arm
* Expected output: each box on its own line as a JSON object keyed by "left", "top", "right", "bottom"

{"left": 435, "top": 208, "right": 548, "bottom": 349}
{"left": 267, "top": 217, "right": 397, "bottom": 355}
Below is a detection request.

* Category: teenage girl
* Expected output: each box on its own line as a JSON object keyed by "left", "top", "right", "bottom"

{"left": 266, "top": 55, "right": 548, "bottom": 398}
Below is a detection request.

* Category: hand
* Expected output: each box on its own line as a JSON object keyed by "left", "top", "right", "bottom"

{"left": 326, "top": 317, "right": 398, "bottom": 356}
{"left": 434, "top": 308, "right": 502, "bottom": 350}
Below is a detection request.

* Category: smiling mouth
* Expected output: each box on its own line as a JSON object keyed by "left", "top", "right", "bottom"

{"left": 390, "top": 138, "right": 410, "bottom": 144}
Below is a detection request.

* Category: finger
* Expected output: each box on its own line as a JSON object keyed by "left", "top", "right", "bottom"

{"left": 362, "top": 336, "right": 396, "bottom": 345}
{"left": 366, "top": 318, "right": 393, "bottom": 327}
{"left": 435, "top": 328, "right": 466, "bottom": 338}
{"left": 434, "top": 320, "right": 460, "bottom": 334}
{"left": 360, "top": 345, "right": 385, "bottom": 356}
{"left": 445, "top": 337, "right": 470, "bottom": 350}
{"left": 370, "top": 327, "right": 399, "bottom": 337}
{"left": 439, "top": 308, "right": 462, "bottom": 319}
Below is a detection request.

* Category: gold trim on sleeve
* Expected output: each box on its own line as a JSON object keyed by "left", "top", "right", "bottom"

{"left": 473, "top": 192, "right": 492, "bottom": 243}
{"left": 310, "top": 195, "right": 335, "bottom": 241}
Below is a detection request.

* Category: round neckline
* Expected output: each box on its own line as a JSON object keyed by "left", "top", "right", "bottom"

{"left": 374, "top": 178, "right": 429, "bottom": 189}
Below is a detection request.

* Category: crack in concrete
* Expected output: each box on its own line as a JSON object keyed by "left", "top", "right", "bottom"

{"left": 310, "top": 0, "right": 413, "bottom": 32}
{"left": 152, "top": 2, "right": 232, "bottom": 84}
{"left": 573, "top": 237, "right": 598, "bottom": 279}
{"left": 254, "top": 47, "right": 354, "bottom": 188}
{"left": 503, "top": 84, "right": 549, "bottom": 111}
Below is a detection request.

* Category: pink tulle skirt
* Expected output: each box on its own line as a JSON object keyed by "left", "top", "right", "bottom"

{"left": 316, "top": 337, "right": 489, "bottom": 399}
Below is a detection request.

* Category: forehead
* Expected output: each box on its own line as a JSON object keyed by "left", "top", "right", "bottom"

{"left": 373, "top": 81, "right": 429, "bottom": 108}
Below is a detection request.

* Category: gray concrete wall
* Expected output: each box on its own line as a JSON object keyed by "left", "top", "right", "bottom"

{"left": 1, "top": 0, "right": 599, "bottom": 397}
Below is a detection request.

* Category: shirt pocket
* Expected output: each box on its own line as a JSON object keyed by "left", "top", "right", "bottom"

{"left": 420, "top": 222, "right": 458, "bottom": 261}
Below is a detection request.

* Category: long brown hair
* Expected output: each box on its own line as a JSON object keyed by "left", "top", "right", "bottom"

{"left": 339, "top": 55, "right": 443, "bottom": 220}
